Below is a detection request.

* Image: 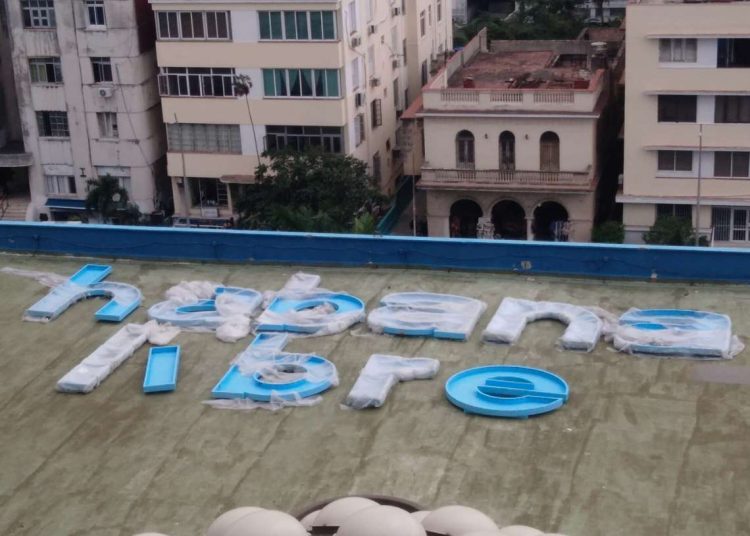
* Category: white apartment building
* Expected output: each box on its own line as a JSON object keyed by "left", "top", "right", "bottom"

{"left": 403, "top": 30, "right": 623, "bottom": 241}
{"left": 620, "top": 0, "right": 750, "bottom": 245}
{"left": 2, "top": 0, "right": 166, "bottom": 222}
{"left": 149, "top": 0, "right": 452, "bottom": 224}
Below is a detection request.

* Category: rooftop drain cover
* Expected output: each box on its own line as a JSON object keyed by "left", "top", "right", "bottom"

{"left": 445, "top": 365, "right": 569, "bottom": 418}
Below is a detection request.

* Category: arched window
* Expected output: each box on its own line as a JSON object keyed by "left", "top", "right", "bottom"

{"left": 499, "top": 131, "right": 515, "bottom": 171}
{"left": 456, "top": 130, "right": 475, "bottom": 168}
{"left": 540, "top": 131, "right": 560, "bottom": 172}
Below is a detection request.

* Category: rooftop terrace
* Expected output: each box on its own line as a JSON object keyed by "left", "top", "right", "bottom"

{"left": 1, "top": 247, "right": 750, "bottom": 535}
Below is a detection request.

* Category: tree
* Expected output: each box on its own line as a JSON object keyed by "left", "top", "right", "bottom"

{"left": 643, "top": 216, "right": 707, "bottom": 246}
{"left": 592, "top": 221, "right": 624, "bottom": 243}
{"left": 235, "top": 149, "right": 385, "bottom": 233}
{"left": 85, "top": 175, "right": 129, "bottom": 223}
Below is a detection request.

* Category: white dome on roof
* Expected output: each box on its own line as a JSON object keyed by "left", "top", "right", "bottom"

{"left": 336, "top": 505, "right": 426, "bottom": 536}
{"left": 224, "top": 509, "right": 307, "bottom": 536}
{"left": 300, "top": 509, "right": 320, "bottom": 530}
{"left": 313, "top": 497, "right": 379, "bottom": 527}
{"left": 498, "top": 527, "right": 544, "bottom": 536}
{"left": 411, "top": 511, "right": 431, "bottom": 523}
{"left": 422, "top": 506, "right": 498, "bottom": 535}
{"left": 206, "top": 507, "right": 264, "bottom": 536}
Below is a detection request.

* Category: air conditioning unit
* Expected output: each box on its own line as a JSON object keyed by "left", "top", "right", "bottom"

{"left": 350, "top": 34, "right": 362, "bottom": 47}
{"left": 392, "top": 58, "right": 400, "bottom": 69}
{"left": 367, "top": 24, "right": 377, "bottom": 35}
{"left": 355, "top": 92, "right": 365, "bottom": 107}
{"left": 392, "top": 7, "right": 401, "bottom": 16}
{"left": 369, "top": 77, "right": 381, "bottom": 88}
{"left": 98, "top": 87, "right": 114, "bottom": 98}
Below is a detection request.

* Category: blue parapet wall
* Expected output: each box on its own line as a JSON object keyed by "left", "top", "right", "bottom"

{"left": 1, "top": 221, "right": 749, "bottom": 283}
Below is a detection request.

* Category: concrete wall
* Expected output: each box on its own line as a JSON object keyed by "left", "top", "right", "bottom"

{"left": 4, "top": 220, "right": 750, "bottom": 283}
{"left": 622, "top": 2, "right": 750, "bottom": 243}
{"left": 4, "top": 0, "right": 165, "bottom": 218}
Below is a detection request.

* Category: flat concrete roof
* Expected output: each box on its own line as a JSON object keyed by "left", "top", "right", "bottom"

{"left": 1, "top": 253, "right": 749, "bottom": 535}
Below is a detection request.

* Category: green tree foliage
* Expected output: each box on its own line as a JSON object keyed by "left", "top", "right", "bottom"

{"left": 591, "top": 221, "right": 624, "bottom": 243}
{"left": 236, "top": 150, "right": 385, "bottom": 233}
{"left": 643, "top": 216, "right": 707, "bottom": 246}
{"left": 85, "top": 175, "right": 130, "bottom": 223}
{"left": 454, "top": 0, "right": 586, "bottom": 46}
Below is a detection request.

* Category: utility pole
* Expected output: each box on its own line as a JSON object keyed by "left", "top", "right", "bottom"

{"left": 695, "top": 123, "right": 703, "bottom": 246}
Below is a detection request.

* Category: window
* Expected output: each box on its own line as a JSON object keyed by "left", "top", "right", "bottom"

{"left": 97, "top": 112, "right": 118, "bottom": 138}
{"left": 259, "top": 11, "right": 335, "bottom": 41}
{"left": 347, "top": 2, "right": 358, "bottom": 34}
{"left": 456, "top": 130, "right": 475, "bottom": 168}
{"left": 713, "top": 206, "right": 750, "bottom": 242}
{"left": 351, "top": 58, "right": 361, "bottom": 90}
{"left": 715, "top": 96, "right": 750, "bottom": 124}
{"left": 354, "top": 114, "right": 365, "bottom": 146}
{"left": 658, "top": 39, "right": 697, "bottom": 63}
{"left": 428, "top": 5, "right": 432, "bottom": 25}
{"left": 718, "top": 39, "right": 750, "bottom": 68}
{"left": 371, "top": 99, "right": 382, "bottom": 128}
{"left": 366, "top": 0, "right": 374, "bottom": 21}
{"left": 372, "top": 152, "right": 382, "bottom": 182}
{"left": 658, "top": 95, "right": 696, "bottom": 123}
{"left": 166, "top": 123, "right": 241, "bottom": 154}
{"left": 265, "top": 125, "right": 343, "bottom": 153}
{"left": 86, "top": 0, "right": 105, "bottom": 27}
{"left": 421, "top": 60, "right": 428, "bottom": 86}
{"left": 657, "top": 150, "right": 693, "bottom": 172}
{"left": 540, "top": 131, "right": 560, "bottom": 171}
{"left": 437, "top": 0, "right": 442, "bottom": 21}
{"left": 403, "top": 38, "right": 407, "bottom": 65}
{"left": 29, "top": 57, "right": 62, "bottom": 83}
{"left": 36, "top": 111, "right": 69, "bottom": 137}
{"left": 656, "top": 204, "right": 692, "bottom": 221}
{"left": 45, "top": 175, "right": 77, "bottom": 195}
{"left": 91, "top": 57, "right": 113, "bottom": 83}
{"left": 156, "top": 11, "right": 230, "bottom": 40}
{"left": 393, "top": 78, "right": 400, "bottom": 110}
{"left": 262, "top": 69, "right": 340, "bottom": 98}
{"left": 158, "top": 67, "right": 236, "bottom": 97}
{"left": 189, "top": 177, "right": 228, "bottom": 207}
{"left": 21, "top": 0, "right": 55, "bottom": 28}
{"left": 419, "top": 10, "right": 425, "bottom": 36}
{"left": 499, "top": 131, "right": 515, "bottom": 171}
{"left": 714, "top": 152, "right": 750, "bottom": 178}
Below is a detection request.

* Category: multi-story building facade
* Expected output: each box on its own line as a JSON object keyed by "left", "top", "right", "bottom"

{"left": 149, "top": 0, "right": 452, "bottom": 225}
{"left": 403, "top": 30, "right": 622, "bottom": 241}
{"left": 620, "top": 0, "right": 750, "bottom": 245}
{"left": 2, "top": 0, "right": 166, "bottom": 222}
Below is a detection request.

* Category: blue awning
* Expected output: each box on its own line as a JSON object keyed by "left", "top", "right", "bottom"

{"left": 45, "top": 198, "right": 87, "bottom": 211}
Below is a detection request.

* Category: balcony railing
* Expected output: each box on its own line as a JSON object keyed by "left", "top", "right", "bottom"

{"left": 419, "top": 167, "right": 593, "bottom": 190}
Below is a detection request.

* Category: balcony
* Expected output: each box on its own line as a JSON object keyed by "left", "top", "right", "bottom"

{"left": 419, "top": 167, "right": 594, "bottom": 192}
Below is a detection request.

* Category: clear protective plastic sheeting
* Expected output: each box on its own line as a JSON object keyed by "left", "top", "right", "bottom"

{"left": 367, "top": 292, "right": 487, "bottom": 341}
{"left": 344, "top": 354, "right": 440, "bottom": 409}
{"left": 610, "top": 308, "right": 744, "bottom": 359}
{"left": 483, "top": 298, "right": 604, "bottom": 352}
{"left": 56, "top": 320, "right": 179, "bottom": 393}
{"left": 255, "top": 272, "right": 365, "bottom": 337}
{"left": 203, "top": 393, "right": 324, "bottom": 412}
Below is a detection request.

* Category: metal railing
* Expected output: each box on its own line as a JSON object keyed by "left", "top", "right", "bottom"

{"left": 420, "top": 168, "right": 592, "bottom": 189}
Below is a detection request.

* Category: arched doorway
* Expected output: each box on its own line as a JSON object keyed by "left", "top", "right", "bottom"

{"left": 450, "top": 199, "right": 482, "bottom": 238}
{"left": 533, "top": 201, "right": 569, "bottom": 241}
{"left": 456, "top": 130, "right": 475, "bottom": 169}
{"left": 540, "top": 131, "right": 560, "bottom": 172}
{"left": 499, "top": 131, "right": 515, "bottom": 171}
{"left": 492, "top": 200, "right": 526, "bottom": 239}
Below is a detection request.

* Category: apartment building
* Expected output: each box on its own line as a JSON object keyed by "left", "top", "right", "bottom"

{"left": 1, "top": 0, "right": 167, "bottom": 222}
{"left": 402, "top": 29, "right": 622, "bottom": 241}
{"left": 150, "top": 0, "right": 452, "bottom": 224}
{"left": 620, "top": 0, "right": 750, "bottom": 245}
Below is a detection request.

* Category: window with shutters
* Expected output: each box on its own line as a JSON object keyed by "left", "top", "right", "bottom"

{"left": 456, "top": 130, "right": 475, "bottom": 168}
{"left": 540, "top": 131, "right": 560, "bottom": 172}
{"left": 499, "top": 131, "right": 515, "bottom": 171}
{"left": 371, "top": 99, "right": 382, "bottom": 128}
{"left": 355, "top": 114, "right": 365, "bottom": 146}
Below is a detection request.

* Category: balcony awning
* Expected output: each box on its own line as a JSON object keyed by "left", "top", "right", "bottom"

{"left": 220, "top": 174, "right": 255, "bottom": 184}
{"left": 45, "top": 198, "right": 87, "bottom": 211}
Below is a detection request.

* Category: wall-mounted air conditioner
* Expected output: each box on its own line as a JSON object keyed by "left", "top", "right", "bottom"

{"left": 351, "top": 34, "right": 362, "bottom": 47}
{"left": 98, "top": 87, "right": 114, "bottom": 98}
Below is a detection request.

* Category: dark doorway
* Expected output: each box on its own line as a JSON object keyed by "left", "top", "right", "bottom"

{"left": 450, "top": 199, "right": 482, "bottom": 238}
{"left": 533, "top": 201, "right": 569, "bottom": 241}
{"left": 492, "top": 200, "right": 526, "bottom": 239}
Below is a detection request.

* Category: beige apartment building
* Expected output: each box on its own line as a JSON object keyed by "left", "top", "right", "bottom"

{"left": 1, "top": 0, "right": 166, "bottom": 222}
{"left": 403, "top": 29, "right": 623, "bottom": 241}
{"left": 149, "top": 0, "right": 452, "bottom": 224}
{"left": 620, "top": 0, "right": 750, "bottom": 245}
